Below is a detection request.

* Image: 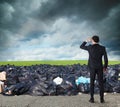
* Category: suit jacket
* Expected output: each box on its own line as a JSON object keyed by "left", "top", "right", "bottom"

{"left": 80, "top": 41, "right": 108, "bottom": 69}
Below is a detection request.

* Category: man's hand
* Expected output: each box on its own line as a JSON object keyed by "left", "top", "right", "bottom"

{"left": 103, "top": 68, "right": 107, "bottom": 72}
{"left": 86, "top": 38, "right": 92, "bottom": 42}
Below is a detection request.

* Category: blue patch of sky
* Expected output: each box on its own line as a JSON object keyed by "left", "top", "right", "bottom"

{"left": 20, "top": 31, "right": 46, "bottom": 42}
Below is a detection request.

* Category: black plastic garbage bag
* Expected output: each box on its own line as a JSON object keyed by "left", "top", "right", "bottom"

{"left": 104, "top": 67, "right": 120, "bottom": 92}
{"left": 3, "top": 83, "right": 30, "bottom": 95}
{"left": 28, "top": 85, "right": 44, "bottom": 96}
{"left": 55, "top": 80, "right": 77, "bottom": 96}
{"left": 113, "top": 85, "right": 120, "bottom": 93}
{"left": 0, "top": 64, "right": 120, "bottom": 96}
{"left": 77, "top": 83, "right": 90, "bottom": 93}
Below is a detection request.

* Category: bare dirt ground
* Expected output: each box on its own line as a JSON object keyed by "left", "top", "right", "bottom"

{"left": 0, "top": 93, "right": 120, "bottom": 107}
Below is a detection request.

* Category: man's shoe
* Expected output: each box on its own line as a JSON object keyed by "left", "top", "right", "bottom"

{"left": 89, "top": 98, "right": 94, "bottom": 103}
{"left": 100, "top": 99, "right": 105, "bottom": 103}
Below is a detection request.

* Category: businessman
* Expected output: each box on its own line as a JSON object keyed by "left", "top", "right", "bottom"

{"left": 80, "top": 35, "right": 108, "bottom": 103}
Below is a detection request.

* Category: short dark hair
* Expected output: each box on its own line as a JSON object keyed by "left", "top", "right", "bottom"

{"left": 92, "top": 35, "right": 99, "bottom": 43}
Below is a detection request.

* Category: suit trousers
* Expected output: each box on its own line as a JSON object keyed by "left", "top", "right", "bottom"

{"left": 89, "top": 67, "right": 104, "bottom": 100}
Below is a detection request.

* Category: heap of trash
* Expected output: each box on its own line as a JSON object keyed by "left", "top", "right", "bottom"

{"left": 0, "top": 64, "right": 120, "bottom": 96}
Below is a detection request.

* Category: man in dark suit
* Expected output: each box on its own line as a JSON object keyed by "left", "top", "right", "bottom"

{"left": 80, "top": 35, "right": 108, "bottom": 103}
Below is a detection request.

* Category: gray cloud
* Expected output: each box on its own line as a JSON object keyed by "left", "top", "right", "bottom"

{"left": 38, "top": 0, "right": 120, "bottom": 21}
{"left": 0, "top": 0, "right": 120, "bottom": 61}
{"left": 97, "top": 4, "right": 120, "bottom": 55}
{"left": 0, "top": 0, "right": 27, "bottom": 50}
{"left": 37, "top": 0, "right": 120, "bottom": 57}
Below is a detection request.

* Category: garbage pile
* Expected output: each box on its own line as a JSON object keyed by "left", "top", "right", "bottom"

{"left": 0, "top": 64, "right": 120, "bottom": 96}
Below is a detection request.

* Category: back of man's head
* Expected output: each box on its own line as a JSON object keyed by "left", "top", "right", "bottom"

{"left": 92, "top": 35, "right": 99, "bottom": 43}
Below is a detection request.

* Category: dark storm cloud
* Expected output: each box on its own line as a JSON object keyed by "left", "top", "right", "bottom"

{"left": 37, "top": 0, "right": 120, "bottom": 57}
{"left": 0, "top": 0, "right": 31, "bottom": 49}
{"left": 0, "top": 0, "right": 120, "bottom": 60}
{"left": 0, "top": 0, "right": 15, "bottom": 4}
{"left": 0, "top": 0, "right": 21, "bottom": 30}
{"left": 98, "top": 4, "right": 120, "bottom": 55}
{"left": 38, "top": 0, "right": 120, "bottom": 21}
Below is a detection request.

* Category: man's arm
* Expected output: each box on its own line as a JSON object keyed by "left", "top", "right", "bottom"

{"left": 103, "top": 47, "right": 108, "bottom": 70}
{"left": 80, "top": 38, "right": 91, "bottom": 50}
{"left": 80, "top": 41, "right": 88, "bottom": 50}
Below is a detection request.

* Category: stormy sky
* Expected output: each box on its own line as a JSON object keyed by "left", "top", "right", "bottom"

{"left": 0, "top": 0, "right": 120, "bottom": 61}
